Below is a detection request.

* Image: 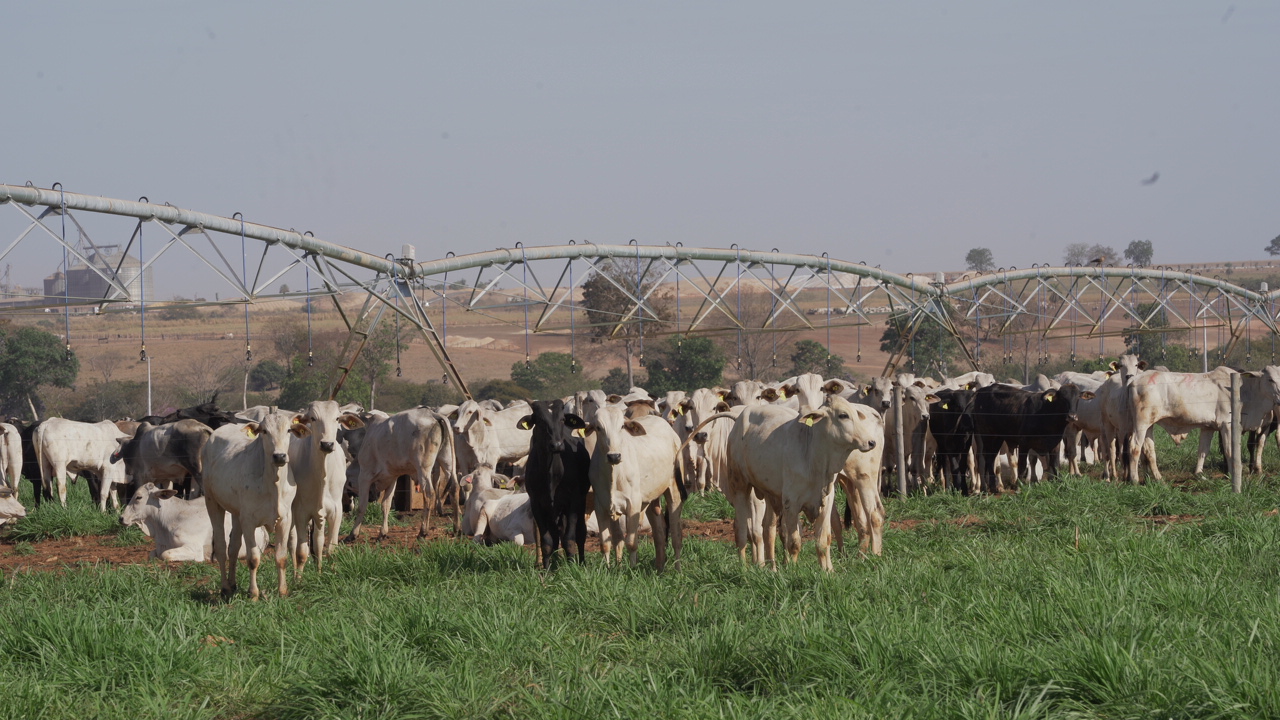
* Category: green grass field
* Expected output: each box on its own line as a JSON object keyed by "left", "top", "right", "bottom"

{"left": 2, "top": 431, "right": 1280, "bottom": 719}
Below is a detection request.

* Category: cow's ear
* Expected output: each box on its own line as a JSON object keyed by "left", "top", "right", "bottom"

{"left": 1137, "top": 360, "right": 1148, "bottom": 370}
{"left": 606, "top": 394, "right": 623, "bottom": 404}
{"left": 760, "top": 388, "right": 779, "bottom": 402}
{"left": 914, "top": 379, "right": 927, "bottom": 388}
{"left": 965, "top": 381, "right": 977, "bottom": 390}
{"left": 290, "top": 422, "right": 311, "bottom": 438}
{"left": 622, "top": 420, "right": 647, "bottom": 437}
{"left": 715, "top": 388, "right": 729, "bottom": 400}
{"left": 242, "top": 423, "right": 261, "bottom": 439}
{"left": 1042, "top": 391, "right": 1057, "bottom": 403}
{"left": 1105, "top": 370, "right": 1115, "bottom": 377}
{"left": 925, "top": 394, "right": 939, "bottom": 403}
{"left": 0, "top": 487, "right": 12, "bottom": 499}
{"left": 339, "top": 413, "right": 365, "bottom": 430}
{"left": 822, "top": 380, "right": 844, "bottom": 394}
{"left": 155, "top": 488, "right": 179, "bottom": 500}
{"left": 482, "top": 417, "right": 493, "bottom": 426}
{"left": 800, "top": 412, "right": 825, "bottom": 427}
{"left": 517, "top": 415, "right": 534, "bottom": 431}
{"left": 1109, "top": 361, "right": 1120, "bottom": 371}
{"left": 714, "top": 401, "right": 731, "bottom": 413}
{"left": 1081, "top": 391, "right": 1096, "bottom": 400}
{"left": 864, "top": 384, "right": 872, "bottom": 394}
{"left": 563, "top": 413, "right": 586, "bottom": 430}
{"left": 940, "top": 402, "right": 950, "bottom": 410}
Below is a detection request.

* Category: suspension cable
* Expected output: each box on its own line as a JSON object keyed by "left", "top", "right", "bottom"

{"left": 236, "top": 213, "right": 251, "bottom": 363}
{"left": 55, "top": 183, "right": 71, "bottom": 360}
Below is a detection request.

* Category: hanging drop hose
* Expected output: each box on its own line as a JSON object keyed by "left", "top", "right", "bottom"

{"left": 736, "top": 244, "right": 744, "bottom": 372}
{"left": 634, "top": 239, "right": 644, "bottom": 368}
{"left": 518, "top": 243, "right": 531, "bottom": 367}
{"left": 137, "top": 203, "right": 147, "bottom": 362}
{"left": 442, "top": 252, "right": 454, "bottom": 385}
{"left": 236, "top": 213, "right": 251, "bottom": 364}
{"left": 569, "top": 241, "right": 577, "bottom": 373}
{"left": 305, "top": 260, "right": 314, "bottom": 367}
{"left": 823, "top": 253, "right": 831, "bottom": 371}
{"left": 55, "top": 183, "right": 71, "bottom": 361}
{"left": 770, "top": 248, "right": 778, "bottom": 368}
{"left": 673, "top": 242, "right": 682, "bottom": 350}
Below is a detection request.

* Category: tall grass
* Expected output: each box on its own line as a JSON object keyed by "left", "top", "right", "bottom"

{"left": 2, "top": 431, "right": 1279, "bottom": 718}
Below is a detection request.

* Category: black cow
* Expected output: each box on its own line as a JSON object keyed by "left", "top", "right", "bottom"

{"left": 928, "top": 388, "right": 977, "bottom": 495}
{"left": 137, "top": 393, "right": 244, "bottom": 430}
{"left": 971, "top": 383, "right": 1091, "bottom": 494}
{"left": 8, "top": 420, "right": 50, "bottom": 507}
{"left": 517, "top": 399, "right": 591, "bottom": 569}
{"left": 111, "top": 419, "right": 213, "bottom": 500}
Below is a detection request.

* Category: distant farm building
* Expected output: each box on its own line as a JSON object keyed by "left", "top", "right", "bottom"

{"left": 43, "top": 245, "right": 154, "bottom": 306}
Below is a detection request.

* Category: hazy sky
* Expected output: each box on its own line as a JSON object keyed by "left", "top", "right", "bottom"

{"left": 4, "top": 1, "right": 1277, "bottom": 296}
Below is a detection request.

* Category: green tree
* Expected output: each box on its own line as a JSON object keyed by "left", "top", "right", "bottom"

{"left": 643, "top": 336, "right": 725, "bottom": 395}
{"left": 880, "top": 312, "right": 961, "bottom": 376}
{"left": 475, "top": 379, "right": 532, "bottom": 404}
{"left": 0, "top": 325, "right": 80, "bottom": 418}
{"left": 789, "top": 339, "right": 845, "bottom": 377}
{"left": 1123, "top": 240, "right": 1154, "bottom": 266}
{"left": 247, "top": 359, "right": 287, "bottom": 391}
{"left": 600, "top": 368, "right": 633, "bottom": 396}
{"left": 1122, "top": 302, "right": 1200, "bottom": 371}
{"left": 510, "top": 352, "right": 599, "bottom": 400}
{"left": 1266, "top": 235, "right": 1280, "bottom": 257}
{"left": 1063, "top": 243, "right": 1119, "bottom": 266}
{"left": 580, "top": 258, "right": 669, "bottom": 387}
{"left": 965, "top": 247, "right": 995, "bottom": 272}
{"left": 277, "top": 357, "right": 369, "bottom": 410}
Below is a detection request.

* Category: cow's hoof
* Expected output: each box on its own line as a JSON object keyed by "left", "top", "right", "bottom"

{"left": 341, "top": 535, "right": 357, "bottom": 545}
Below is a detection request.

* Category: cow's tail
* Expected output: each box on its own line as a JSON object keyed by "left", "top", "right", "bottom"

{"left": 674, "top": 412, "right": 736, "bottom": 462}
{"left": 31, "top": 425, "right": 49, "bottom": 489}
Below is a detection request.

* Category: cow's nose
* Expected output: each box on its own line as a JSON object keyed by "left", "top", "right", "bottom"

{"left": 1067, "top": 414, "right": 1079, "bottom": 424}
{"left": 694, "top": 432, "right": 708, "bottom": 443}
{"left": 607, "top": 453, "right": 622, "bottom": 465}
{"left": 272, "top": 453, "right": 288, "bottom": 466}
{"left": 552, "top": 441, "right": 565, "bottom": 452}
{"left": 319, "top": 441, "right": 335, "bottom": 453}
{"left": 881, "top": 402, "right": 891, "bottom": 410}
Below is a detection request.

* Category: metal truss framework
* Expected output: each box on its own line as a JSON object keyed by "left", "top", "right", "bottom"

{"left": 3, "top": 183, "right": 1276, "bottom": 399}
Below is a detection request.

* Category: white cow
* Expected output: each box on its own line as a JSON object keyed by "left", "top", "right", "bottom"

{"left": 472, "top": 493, "right": 535, "bottom": 546}
{"left": 34, "top": 418, "right": 130, "bottom": 510}
{"left": 831, "top": 406, "right": 887, "bottom": 555}
{"left": 0, "top": 422, "right": 22, "bottom": 490}
{"left": 451, "top": 399, "right": 532, "bottom": 474}
{"left": 202, "top": 410, "right": 310, "bottom": 599}
{"left": 461, "top": 463, "right": 513, "bottom": 537}
{"left": 121, "top": 482, "right": 267, "bottom": 562}
{"left": 718, "top": 395, "right": 880, "bottom": 571}
{"left": 587, "top": 402, "right": 684, "bottom": 570}
{"left": 1127, "top": 366, "right": 1237, "bottom": 481}
{"left": 0, "top": 485, "right": 25, "bottom": 526}
{"left": 289, "top": 400, "right": 364, "bottom": 573}
{"left": 346, "top": 407, "right": 455, "bottom": 541}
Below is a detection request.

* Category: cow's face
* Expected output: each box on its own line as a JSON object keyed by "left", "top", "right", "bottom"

{"left": 517, "top": 399, "right": 584, "bottom": 454}
{"left": 589, "top": 405, "right": 647, "bottom": 466}
{"left": 120, "top": 482, "right": 177, "bottom": 531}
{"left": 1040, "top": 384, "right": 1092, "bottom": 422}
{"left": 0, "top": 485, "right": 25, "bottom": 522}
{"left": 800, "top": 395, "right": 880, "bottom": 453}
{"left": 298, "top": 400, "right": 363, "bottom": 454}
{"left": 244, "top": 411, "right": 309, "bottom": 467}
{"left": 867, "top": 377, "right": 894, "bottom": 411}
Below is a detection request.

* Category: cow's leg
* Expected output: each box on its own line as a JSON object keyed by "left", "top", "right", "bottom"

{"left": 1127, "top": 423, "right": 1147, "bottom": 483}
{"left": 780, "top": 501, "right": 803, "bottom": 567}
{"left": 623, "top": 505, "right": 643, "bottom": 568}
{"left": 666, "top": 484, "right": 683, "bottom": 571}
{"left": 275, "top": 513, "right": 291, "bottom": 597}
{"left": 239, "top": 519, "right": 261, "bottom": 601}
{"left": 95, "top": 474, "right": 113, "bottom": 512}
{"left": 574, "top": 510, "right": 588, "bottom": 563}
{"left": 226, "top": 515, "right": 245, "bottom": 598}
{"left": 1193, "top": 427, "right": 1215, "bottom": 476}
{"left": 857, "top": 480, "right": 885, "bottom": 556}
{"left": 379, "top": 482, "right": 395, "bottom": 540}
{"left": 831, "top": 474, "right": 849, "bottom": 553}
{"left": 814, "top": 484, "right": 836, "bottom": 572}
{"left": 295, "top": 517, "right": 312, "bottom": 575}
{"left": 646, "top": 502, "right": 667, "bottom": 572}
{"left": 207, "top": 501, "right": 231, "bottom": 598}
{"left": 723, "top": 481, "right": 754, "bottom": 564}
{"left": 417, "top": 472, "right": 435, "bottom": 539}
{"left": 1252, "top": 430, "right": 1267, "bottom": 474}
{"left": 758, "top": 495, "right": 776, "bottom": 568}
{"left": 594, "top": 493, "right": 615, "bottom": 564}
{"left": 52, "top": 461, "right": 69, "bottom": 507}
{"left": 344, "top": 472, "right": 373, "bottom": 543}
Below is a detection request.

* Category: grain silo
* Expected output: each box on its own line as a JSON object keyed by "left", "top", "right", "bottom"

{"left": 43, "top": 245, "right": 154, "bottom": 305}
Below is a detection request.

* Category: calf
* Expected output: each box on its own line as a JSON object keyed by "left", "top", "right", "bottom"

{"left": 517, "top": 399, "right": 591, "bottom": 569}
{"left": 289, "top": 400, "right": 364, "bottom": 573}
{"left": 34, "top": 418, "right": 130, "bottom": 510}
{"left": 461, "top": 463, "right": 513, "bottom": 537}
{"left": 587, "top": 403, "right": 684, "bottom": 570}
{"left": 0, "top": 485, "right": 25, "bottom": 527}
{"left": 0, "top": 422, "right": 21, "bottom": 490}
{"left": 202, "top": 410, "right": 310, "bottom": 599}
{"left": 121, "top": 482, "right": 267, "bottom": 562}
{"left": 472, "top": 493, "right": 535, "bottom": 546}
{"left": 972, "top": 384, "right": 1091, "bottom": 494}
{"left": 346, "top": 408, "right": 455, "bottom": 542}
{"left": 717, "top": 395, "right": 881, "bottom": 570}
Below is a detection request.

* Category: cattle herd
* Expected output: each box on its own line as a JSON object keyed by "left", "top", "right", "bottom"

{"left": 1, "top": 355, "right": 1278, "bottom": 598}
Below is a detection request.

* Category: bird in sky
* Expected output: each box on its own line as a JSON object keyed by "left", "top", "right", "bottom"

{"left": 1141, "top": 172, "right": 1160, "bottom": 186}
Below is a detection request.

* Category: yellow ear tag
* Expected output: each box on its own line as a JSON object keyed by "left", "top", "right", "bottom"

{"left": 1044, "top": 392, "right": 1056, "bottom": 402}
{"left": 941, "top": 402, "right": 950, "bottom": 410}
{"left": 802, "top": 416, "right": 816, "bottom": 427}
{"left": 574, "top": 428, "right": 586, "bottom": 438}
{"left": 243, "top": 427, "right": 258, "bottom": 439}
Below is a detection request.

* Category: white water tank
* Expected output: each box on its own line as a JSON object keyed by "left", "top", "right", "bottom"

{"left": 400, "top": 244, "right": 416, "bottom": 262}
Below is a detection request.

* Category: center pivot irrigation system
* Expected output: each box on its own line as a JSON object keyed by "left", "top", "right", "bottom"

{"left": 3, "top": 183, "right": 1278, "bottom": 401}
